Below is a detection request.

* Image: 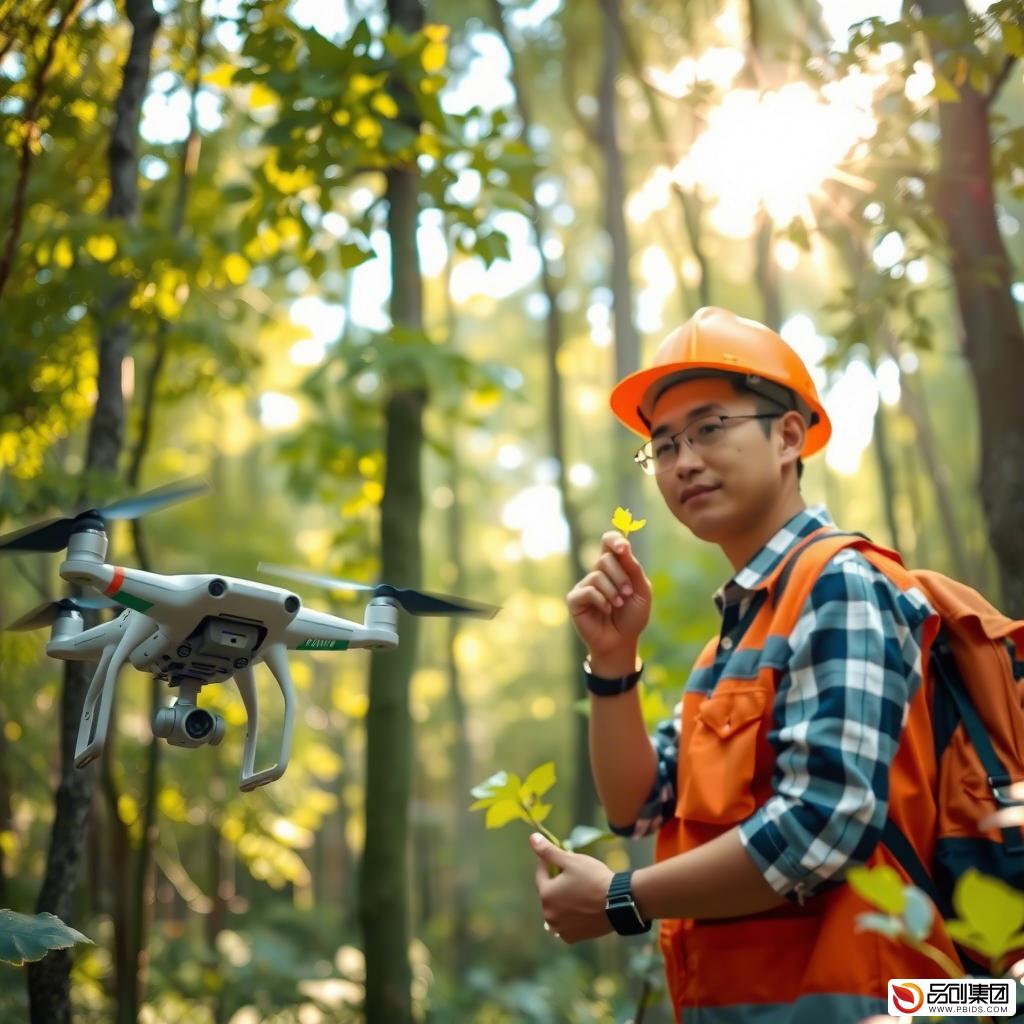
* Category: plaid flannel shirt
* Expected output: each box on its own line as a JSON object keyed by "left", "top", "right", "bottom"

{"left": 612, "top": 505, "right": 936, "bottom": 906}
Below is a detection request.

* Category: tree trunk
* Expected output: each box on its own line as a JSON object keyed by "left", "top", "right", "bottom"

{"left": 121, "top": 11, "right": 206, "bottom": 1020}
{"left": 488, "top": 0, "right": 596, "bottom": 830}
{"left": 358, "top": 4, "right": 425, "bottom": 1018}
{"left": 879, "top": 328, "right": 972, "bottom": 582}
{"left": 871, "top": 399, "right": 905, "bottom": 554}
{"left": 27, "top": 3, "right": 159, "bottom": 1021}
{"left": 919, "top": 0, "right": 1024, "bottom": 615}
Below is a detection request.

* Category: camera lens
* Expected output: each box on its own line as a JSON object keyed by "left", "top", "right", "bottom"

{"left": 184, "top": 708, "right": 215, "bottom": 740}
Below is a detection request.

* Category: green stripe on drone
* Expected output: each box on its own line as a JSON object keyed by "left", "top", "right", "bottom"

{"left": 115, "top": 592, "right": 154, "bottom": 613}
{"left": 297, "top": 639, "right": 350, "bottom": 651}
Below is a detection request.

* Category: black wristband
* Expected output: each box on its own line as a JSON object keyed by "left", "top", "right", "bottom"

{"left": 583, "top": 657, "right": 642, "bottom": 697}
{"left": 605, "top": 869, "right": 651, "bottom": 935}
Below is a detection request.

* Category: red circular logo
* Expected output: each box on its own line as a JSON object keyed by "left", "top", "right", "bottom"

{"left": 892, "top": 981, "right": 925, "bottom": 1013}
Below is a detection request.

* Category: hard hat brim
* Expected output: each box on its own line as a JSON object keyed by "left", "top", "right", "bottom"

{"left": 609, "top": 360, "right": 832, "bottom": 458}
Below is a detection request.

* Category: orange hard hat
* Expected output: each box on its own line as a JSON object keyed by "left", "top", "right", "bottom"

{"left": 609, "top": 306, "right": 831, "bottom": 457}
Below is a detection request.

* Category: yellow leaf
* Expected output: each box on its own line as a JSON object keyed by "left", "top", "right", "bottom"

{"left": 611, "top": 506, "right": 646, "bottom": 535}
{"left": 67, "top": 98, "right": 97, "bottom": 123}
{"left": 847, "top": 865, "right": 907, "bottom": 915}
{"left": 953, "top": 869, "right": 1024, "bottom": 946}
{"left": 417, "top": 133, "right": 441, "bottom": 159}
{"left": 223, "top": 253, "right": 250, "bottom": 285}
{"left": 85, "top": 234, "right": 117, "bottom": 262}
{"left": 203, "top": 63, "right": 235, "bottom": 89}
{"left": 53, "top": 237, "right": 73, "bottom": 268}
{"left": 531, "top": 801, "right": 552, "bottom": 824}
{"left": 423, "top": 24, "right": 450, "bottom": 43}
{"left": 521, "top": 762, "right": 556, "bottom": 801}
{"left": 370, "top": 93, "right": 398, "bottom": 119}
{"left": 485, "top": 799, "right": 529, "bottom": 829}
{"left": 249, "top": 83, "right": 277, "bottom": 109}
{"left": 421, "top": 41, "right": 447, "bottom": 73}
{"left": 349, "top": 73, "right": 377, "bottom": 97}
{"left": 353, "top": 115, "right": 382, "bottom": 142}
{"left": 332, "top": 109, "right": 351, "bottom": 126}
{"left": 953, "top": 56, "right": 968, "bottom": 88}
{"left": 931, "top": 72, "right": 960, "bottom": 103}
{"left": 362, "top": 480, "right": 382, "bottom": 503}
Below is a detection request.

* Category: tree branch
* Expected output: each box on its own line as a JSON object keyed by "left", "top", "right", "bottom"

{"left": 0, "top": 0, "right": 86, "bottom": 303}
{"left": 985, "top": 54, "right": 1016, "bottom": 108}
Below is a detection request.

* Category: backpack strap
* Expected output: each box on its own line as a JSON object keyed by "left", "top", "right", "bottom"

{"left": 931, "top": 646, "right": 1024, "bottom": 854}
{"left": 771, "top": 529, "right": 1024, "bottom": 897}
{"left": 770, "top": 529, "right": 874, "bottom": 609}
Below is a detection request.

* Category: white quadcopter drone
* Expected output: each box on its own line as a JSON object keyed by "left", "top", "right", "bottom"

{"left": 0, "top": 481, "right": 498, "bottom": 790}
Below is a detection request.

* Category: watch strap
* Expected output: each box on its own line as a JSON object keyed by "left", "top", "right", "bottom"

{"left": 605, "top": 869, "right": 651, "bottom": 935}
{"left": 583, "top": 658, "right": 642, "bottom": 697}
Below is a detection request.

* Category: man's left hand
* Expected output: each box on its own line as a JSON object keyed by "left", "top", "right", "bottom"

{"left": 531, "top": 832, "right": 615, "bottom": 943}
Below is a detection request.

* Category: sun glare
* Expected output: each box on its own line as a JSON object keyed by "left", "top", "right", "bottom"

{"left": 671, "top": 77, "right": 881, "bottom": 238}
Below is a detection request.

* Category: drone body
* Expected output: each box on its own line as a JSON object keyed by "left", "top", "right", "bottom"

{"left": 1, "top": 481, "right": 497, "bottom": 790}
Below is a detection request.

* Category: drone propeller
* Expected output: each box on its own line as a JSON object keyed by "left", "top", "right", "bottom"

{"left": 4, "top": 595, "right": 122, "bottom": 632}
{"left": 258, "top": 563, "right": 500, "bottom": 619}
{"left": 0, "top": 478, "right": 209, "bottom": 554}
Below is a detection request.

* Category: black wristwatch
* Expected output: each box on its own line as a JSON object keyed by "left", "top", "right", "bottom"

{"left": 583, "top": 658, "right": 643, "bottom": 697}
{"left": 605, "top": 870, "right": 651, "bottom": 935}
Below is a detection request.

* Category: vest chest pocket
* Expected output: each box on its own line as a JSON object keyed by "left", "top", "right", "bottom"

{"left": 679, "top": 686, "right": 771, "bottom": 824}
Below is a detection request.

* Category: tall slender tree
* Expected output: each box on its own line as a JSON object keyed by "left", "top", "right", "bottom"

{"left": 358, "top": 0, "right": 425, "bottom": 1018}
{"left": 918, "top": 0, "right": 1024, "bottom": 613}
{"left": 27, "top": 3, "right": 160, "bottom": 1021}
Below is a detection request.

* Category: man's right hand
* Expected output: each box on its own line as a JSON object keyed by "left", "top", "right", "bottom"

{"left": 567, "top": 531, "right": 652, "bottom": 667}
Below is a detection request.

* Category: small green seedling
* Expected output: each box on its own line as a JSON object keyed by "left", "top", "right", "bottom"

{"left": 469, "top": 762, "right": 613, "bottom": 873}
{"left": 850, "top": 865, "right": 1024, "bottom": 980}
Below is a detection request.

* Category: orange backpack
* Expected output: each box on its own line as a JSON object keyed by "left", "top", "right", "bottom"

{"left": 775, "top": 532, "right": 1024, "bottom": 967}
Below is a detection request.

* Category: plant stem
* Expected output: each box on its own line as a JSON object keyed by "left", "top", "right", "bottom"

{"left": 521, "top": 802, "right": 563, "bottom": 849}
{"left": 909, "top": 938, "right": 964, "bottom": 979}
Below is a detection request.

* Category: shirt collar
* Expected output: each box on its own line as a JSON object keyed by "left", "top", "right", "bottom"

{"left": 713, "top": 505, "right": 835, "bottom": 612}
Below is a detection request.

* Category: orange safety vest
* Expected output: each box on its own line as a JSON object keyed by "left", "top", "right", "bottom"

{"left": 654, "top": 530, "right": 963, "bottom": 1023}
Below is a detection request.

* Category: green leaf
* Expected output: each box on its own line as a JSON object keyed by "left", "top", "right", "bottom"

{"left": 0, "top": 910, "right": 92, "bottom": 966}
{"left": 338, "top": 242, "right": 374, "bottom": 269}
{"left": 847, "top": 865, "right": 907, "bottom": 915}
{"left": 564, "top": 825, "right": 614, "bottom": 853}
{"left": 485, "top": 799, "right": 529, "bottom": 829}
{"left": 521, "top": 762, "right": 556, "bottom": 801}
{"left": 470, "top": 770, "right": 509, "bottom": 800}
{"left": 854, "top": 911, "right": 906, "bottom": 939}
{"left": 902, "top": 886, "right": 935, "bottom": 941}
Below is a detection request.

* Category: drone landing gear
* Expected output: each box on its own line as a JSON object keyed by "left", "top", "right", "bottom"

{"left": 233, "top": 642, "right": 295, "bottom": 791}
{"left": 74, "top": 614, "right": 153, "bottom": 768}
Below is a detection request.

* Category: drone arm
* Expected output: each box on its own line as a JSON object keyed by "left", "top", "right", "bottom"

{"left": 74, "top": 613, "right": 152, "bottom": 768}
{"left": 283, "top": 606, "right": 397, "bottom": 652}
{"left": 234, "top": 642, "right": 295, "bottom": 791}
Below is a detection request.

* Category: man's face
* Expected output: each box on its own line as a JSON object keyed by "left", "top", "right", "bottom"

{"left": 649, "top": 377, "right": 790, "bottom": 544}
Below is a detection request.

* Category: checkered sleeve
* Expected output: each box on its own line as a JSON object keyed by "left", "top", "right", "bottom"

{"left": 737, "top": 550, "right": 935, "bottom": 904}
{"left": 607, "top": 707, "right": 680, "bottom": 838}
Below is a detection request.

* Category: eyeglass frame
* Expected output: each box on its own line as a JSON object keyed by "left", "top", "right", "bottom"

{"left": 633, "top": 412, "right": 785, "bottom": 475}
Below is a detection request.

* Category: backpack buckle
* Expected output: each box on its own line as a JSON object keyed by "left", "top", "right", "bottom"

{"left": 988, "top": 775, "right": 1023, "bottom": 807}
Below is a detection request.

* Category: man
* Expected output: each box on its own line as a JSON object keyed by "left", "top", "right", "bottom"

{"left": 531, "top": 307, "right": 962, "bottom": 1022}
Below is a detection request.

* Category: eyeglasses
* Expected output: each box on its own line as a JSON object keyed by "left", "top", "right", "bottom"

{"left": 634, "top": 412, "right": 783, "bottom": 476}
